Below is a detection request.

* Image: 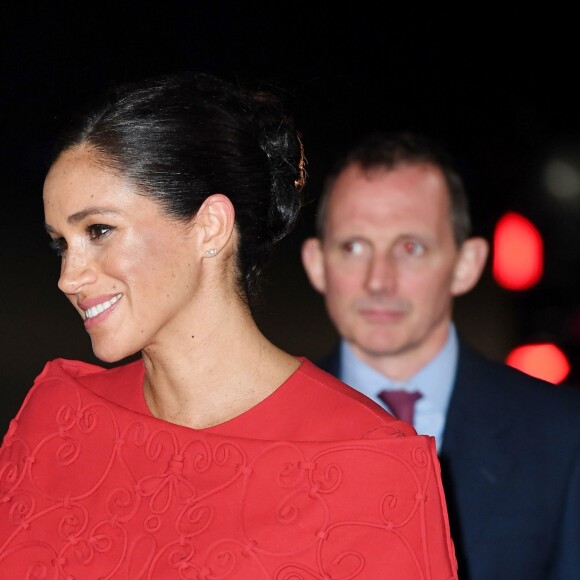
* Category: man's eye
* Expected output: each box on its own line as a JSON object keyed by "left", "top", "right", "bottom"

{"left": 404, "top": 241, "right": 425, "bottom": 256}
{"left": 88, "top": 224, "right": 114, "bottom": 240}
{"left": 48, "top": 237, "right": 67, "bottom": 257}
{"left": 342, "top": 240, "right": 365, "bottom": 256}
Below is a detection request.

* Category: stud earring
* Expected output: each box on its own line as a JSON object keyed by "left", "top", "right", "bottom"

{"left": 206, "top": 248, "right": 218, "bottom": 257}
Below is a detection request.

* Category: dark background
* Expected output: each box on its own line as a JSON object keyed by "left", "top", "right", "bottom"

{"left": 3, "top": 4, "right": 580, "bottom": 433}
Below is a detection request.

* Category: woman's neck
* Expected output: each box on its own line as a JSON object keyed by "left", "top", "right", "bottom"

{"left": 140, "top": 295, "right": 298, "bottom": 429}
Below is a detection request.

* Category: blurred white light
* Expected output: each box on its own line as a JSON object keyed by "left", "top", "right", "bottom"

{"left": 543, "top": 159, "right": 580, "bottom": 200}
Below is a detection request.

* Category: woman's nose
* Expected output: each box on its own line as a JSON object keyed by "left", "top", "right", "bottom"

{"left": 57, "top": 253, "right": 98, "bottom": 295}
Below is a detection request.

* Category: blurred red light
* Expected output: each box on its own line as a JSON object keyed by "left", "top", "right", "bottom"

{"left": 505, "top": 343, "right": 570, "bottom": 384}
{"left": 492, "top": 212, "right": 543, "bottom": 290}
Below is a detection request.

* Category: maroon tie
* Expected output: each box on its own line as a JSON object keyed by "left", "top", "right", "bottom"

{"left": 378, "top": 390, "right": 423, "bottom": 425}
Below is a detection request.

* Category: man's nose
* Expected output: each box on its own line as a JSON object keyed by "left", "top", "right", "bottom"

{"left": 365, "top": 252, "right": 397, "bottom": 294}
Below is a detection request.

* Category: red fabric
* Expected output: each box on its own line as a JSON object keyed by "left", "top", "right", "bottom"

{"left": 0, "top": 358, "right": 457, "bottom": 579}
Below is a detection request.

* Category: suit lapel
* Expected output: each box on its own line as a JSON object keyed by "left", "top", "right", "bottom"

{"left": 441, "top": 342, "right": 513, "bottom": 554}
{"left": 316, "top": 346, "right": 342, "bottom": 378}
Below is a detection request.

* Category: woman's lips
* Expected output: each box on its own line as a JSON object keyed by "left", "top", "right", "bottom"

{"left": 78, "top": 293, "right": 123, "bottom": 329}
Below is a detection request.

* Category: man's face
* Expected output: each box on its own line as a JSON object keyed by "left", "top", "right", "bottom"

{"left": 303, "top": 162, "right": 470, "bottom": 368}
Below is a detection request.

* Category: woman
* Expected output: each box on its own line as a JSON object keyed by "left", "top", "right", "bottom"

{"left": 0, "top": 72, "right": 457, "bottom": 578}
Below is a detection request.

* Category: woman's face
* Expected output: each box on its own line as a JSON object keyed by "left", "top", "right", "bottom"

{"left": 43, "top": 146, "right": 200, "bottom": 362}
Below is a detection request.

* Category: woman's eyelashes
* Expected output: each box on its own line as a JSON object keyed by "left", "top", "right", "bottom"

{"left": 87, "top": 224, "right": 115, "bottom": 241}
{"left": 48, "top": 224, "right": 115, "bottom": 256}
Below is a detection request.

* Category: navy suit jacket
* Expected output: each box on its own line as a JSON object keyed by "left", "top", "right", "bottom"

{"left": 317, "top": 340, "right": 580, "bottom": 580}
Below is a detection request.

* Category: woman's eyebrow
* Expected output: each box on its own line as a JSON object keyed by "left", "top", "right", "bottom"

{"left": 45, "top": 207, "right": 121, "bottom": 233}
{"left": 66, "top": 207, "right": 120, "bottom": 224}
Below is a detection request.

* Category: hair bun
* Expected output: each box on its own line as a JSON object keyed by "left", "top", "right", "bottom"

{"left": 250, "top": 91, "right": 306, "bottom": 242}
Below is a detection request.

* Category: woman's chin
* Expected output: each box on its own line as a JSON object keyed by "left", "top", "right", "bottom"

{"left": 91, "top": 341, "right": 138, "bottom": 365}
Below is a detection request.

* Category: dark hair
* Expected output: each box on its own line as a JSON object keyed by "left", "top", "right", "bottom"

{"left": 316, "top": 132, "right": 471, "bottom": 247}
{"left": 53, "top": 72, "right": 306, "bottom": 301}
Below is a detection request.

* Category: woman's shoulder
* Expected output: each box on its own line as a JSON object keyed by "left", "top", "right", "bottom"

{"left": 1, "top": 358, "right": 147, "bottom": 446}
{"left": 35, "top": 357, "right": 141, "bottom": 387}
{"left": 292, "top": 357, "right": 395, "bottom": 412}
{"left": 282, "top": 358, "right": 417, "bottom": 439}
{"left": 37, "top": 357, "right": 107, "bottom": 379}
{"left": 30, "top": 357, "right": 147, "bottom": 413}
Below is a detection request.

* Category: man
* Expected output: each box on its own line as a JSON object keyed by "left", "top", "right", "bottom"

{"left": 301, "top": 132, "right": 580, "bottom": 580}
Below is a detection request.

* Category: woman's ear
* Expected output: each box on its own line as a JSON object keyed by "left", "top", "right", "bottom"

{"left": 451, "top": 237, "right": 489, "bottom": 296}
{"left": 193, "top": 194, "right": 236, "bottom": 257}
{"left": 301, "top": 237, "right": 327, "bottom": 294}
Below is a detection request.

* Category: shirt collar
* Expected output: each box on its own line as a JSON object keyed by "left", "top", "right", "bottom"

{"left": 340, "top": 323, "right": 458, "bottom": 412}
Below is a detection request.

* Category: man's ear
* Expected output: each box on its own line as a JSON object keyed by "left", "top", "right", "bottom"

{"left": 301, "top": 237, "right": 327, "bottom": 294}
{"left": 451, "top": 237, "right": 489, "bottom": 296}
{"left": 193, "top": 193, "right": 235, "bottom": 256}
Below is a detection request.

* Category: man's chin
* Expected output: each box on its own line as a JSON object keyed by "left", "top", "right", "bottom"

{"left": 352, "top": 336, "right": 413, "bottom": 360}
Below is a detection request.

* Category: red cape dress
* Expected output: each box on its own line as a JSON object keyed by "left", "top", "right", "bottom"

{"left": 0, "top": 357, "right": 458, "bottom": 579}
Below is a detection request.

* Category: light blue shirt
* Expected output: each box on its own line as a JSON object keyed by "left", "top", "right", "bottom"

{"left": 340, "top": 324, "right": 458, "bottom": 452}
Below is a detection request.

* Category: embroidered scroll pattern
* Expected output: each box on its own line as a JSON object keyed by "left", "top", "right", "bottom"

{"left": 0, "top": 377, "right": 456, "bottom": 579}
